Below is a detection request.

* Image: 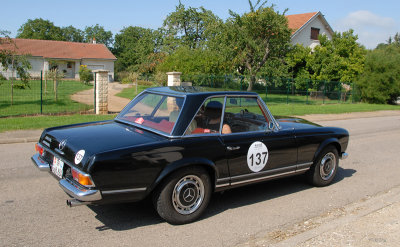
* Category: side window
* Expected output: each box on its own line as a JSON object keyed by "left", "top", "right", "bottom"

{"left": 223, "top": 97, "right": 269, "bottom": 133}
{"left": 185, "top": 97, "right": 224, "bottom": 135}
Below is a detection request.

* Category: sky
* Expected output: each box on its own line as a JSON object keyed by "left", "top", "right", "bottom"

{"left": 1, "top": 0, "right": 399, "bottom": 49}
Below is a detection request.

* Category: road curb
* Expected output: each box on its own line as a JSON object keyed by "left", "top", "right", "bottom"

{"left": 0, "top": 137, "right": 39, "bottom": 144}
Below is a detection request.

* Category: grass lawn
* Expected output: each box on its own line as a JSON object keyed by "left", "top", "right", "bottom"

{"left": 268, "top": 103, "right": 400, "bottom": 116}
{"left": 115, "top": 84, "right": 152, "bottom": 99}
{"left": 0, "top": 80, "right": 93, "bottom": 117}
{"left": 0, "top": 114, "right": 115, "bottom": 132}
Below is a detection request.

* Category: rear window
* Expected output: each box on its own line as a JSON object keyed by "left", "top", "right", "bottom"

{"left": 117, "top": 92, "right": 184, "bottom": 135}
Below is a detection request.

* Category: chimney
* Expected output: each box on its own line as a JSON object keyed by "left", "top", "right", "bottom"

{"left": 92, "top": 37, "right": 96, "bottom": 44}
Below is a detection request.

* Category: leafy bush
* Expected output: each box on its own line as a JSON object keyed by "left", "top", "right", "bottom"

{"left": 79, "top": 65, "right": 93, "bottom": 84}
{"left": 0, "top": 73, "right": 7, "bottom": 81}
{"left": 120, "top": 72, "right": 139, "bottom": 84}
{"left": 357, "top": 45, "right": 400, "bottom": 104}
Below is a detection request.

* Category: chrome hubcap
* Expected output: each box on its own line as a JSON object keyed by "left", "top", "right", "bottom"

{"left": 172, "top": 175, "right": 204, "bottom": 215}
{"left": 320, "top": 152, "right": 336, "bottom": 181}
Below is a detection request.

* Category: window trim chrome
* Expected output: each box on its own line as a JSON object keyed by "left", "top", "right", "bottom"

{"left": 115, "top": 91, "right": 187, "bottom": 138}
{"left": 182, "top": 94, "right": 273, "bottom": 137}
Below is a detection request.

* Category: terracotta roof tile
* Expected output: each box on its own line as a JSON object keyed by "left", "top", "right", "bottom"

{"left": 286, "top": 12, "right": 318, "bottom": 33}
{"left": 0, "top": 38, "right": 116, "bottom": 60}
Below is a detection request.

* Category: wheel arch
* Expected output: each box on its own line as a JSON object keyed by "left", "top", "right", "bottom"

{"left": 314, "top": 138, "right": 341, "bottom": 162}
{"left": 149, "top": 158, "right": 218, "bottom": 193}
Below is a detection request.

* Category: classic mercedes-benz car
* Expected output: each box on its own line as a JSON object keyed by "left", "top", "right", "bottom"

{"left": 32, "top": 86, "right": 349, "bottom": 224}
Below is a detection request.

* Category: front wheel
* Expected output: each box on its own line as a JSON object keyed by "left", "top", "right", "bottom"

{"left": 153, "top": 167, "right": 212, "bottom": 224}
{"left": 307, "top": 145, "right": 339, "bottom": 187}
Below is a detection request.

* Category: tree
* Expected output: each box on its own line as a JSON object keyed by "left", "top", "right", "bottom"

{"left": 156, "top": 46, "right": 229, "bottom": 76}
{"left": 113, "top": 26, "right": 161, "bottom": 73}
{"left": 357, "top": 44, "right": 400, "bottom": 104}
{"left": 162, "top": 2, "right": 221, "bottom": 50}
{"left": 45, "top": 68, "right": 64, "bottom": 101}
{"left": 83, "top": 24, "right": 113, "bottom": 48}
{"left": 220, "top": 1, "right": 291, "bottom": 90}
{"left": 307, "top": 30, "right": 366, "bottom": 84}
{"left": 17, "top": 18, "right": 63, "bottom": 40}
{"left": 61, "top": 26, "right": 84, "bottom": 42}
{"left": 1, "top": 30, "right": 31, "bottom": 105}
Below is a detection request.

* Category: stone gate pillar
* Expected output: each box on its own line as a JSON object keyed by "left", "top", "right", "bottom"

{"left": 94, "top": 70, "right": 109, "bottom": 114}
{"left": 166, "top": 72, "right": 182, "bottom": 86}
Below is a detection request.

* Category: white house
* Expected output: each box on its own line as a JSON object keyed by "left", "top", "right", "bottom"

{"left": 286, "top": 11, "right": 334, "bottom": 49}
{"left": 0, "top": 38, "right": 116, "bottom": 81}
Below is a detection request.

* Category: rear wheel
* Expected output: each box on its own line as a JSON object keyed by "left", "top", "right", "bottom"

{"left": 153, "top": 166, "right": 212, "bottom": 224}
{"left": 307, "top": 145, "right": 339, "bottom": 187}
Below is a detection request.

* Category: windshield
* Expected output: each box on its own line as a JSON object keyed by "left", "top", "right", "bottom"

{"left": 117, "top": 92, "right": 184, "bottom": 135}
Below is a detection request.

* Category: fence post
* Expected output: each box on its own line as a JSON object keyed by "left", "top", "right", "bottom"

{"left": 338, "top": 82, "right": 341, "bottom": 103}
{"left": 224, "top": 74, "right": 227, "bottom": 90}
{"left": 94, "top": 72, "right": 97, "bottom": 112}
{"left": 306, "top": 79, "right": 309, "bottom": 104}
{"left": 40, "top": 70, "right": 43, "bottom": 114}
{"left": 286, "top": 78, "right": 290, "bottom": 104}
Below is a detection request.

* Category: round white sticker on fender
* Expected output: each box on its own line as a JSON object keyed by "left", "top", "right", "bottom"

{"left": 247, "top": 141, "right": 269, "bottom": 172}
{"left": 74, "top": 150, "right": 85, "bottom": 165}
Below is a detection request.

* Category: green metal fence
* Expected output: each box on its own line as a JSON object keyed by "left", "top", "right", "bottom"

{"left": 0, "top": 71, "right": 94, "bottom": 117}
{"left": 181, "top": 74, "right": 360, "bottom": 105}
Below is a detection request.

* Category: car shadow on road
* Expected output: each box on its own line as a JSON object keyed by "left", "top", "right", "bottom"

{"left": 89, "top": 167, "right": 356, "bottom": 231}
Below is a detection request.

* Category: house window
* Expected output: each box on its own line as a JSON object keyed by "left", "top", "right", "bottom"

{"left": 311, "top": 28, "right": 320, "bottom": 40}
{"left": 67, "top": 62, "right": 72, "bottom": 68}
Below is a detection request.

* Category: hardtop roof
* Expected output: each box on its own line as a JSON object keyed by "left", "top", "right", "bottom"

{"left": 145, "top": 86, "right": 258, "bottom": 97}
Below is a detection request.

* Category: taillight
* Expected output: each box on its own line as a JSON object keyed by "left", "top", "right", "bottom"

{"left": 35, "top": 143, "right": 44, "bottom": 156}
{"left": 71, "top": 168, "right": 94, "bottom": 187}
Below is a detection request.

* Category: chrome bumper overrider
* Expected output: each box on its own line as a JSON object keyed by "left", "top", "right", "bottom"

{"left": 31, "top": 153, "right": 50, "bottom": 171}
{"left": 340, "top": 152, "right": 349, "bottom": 160}
{"left": 59, "top": 179, "right": 102, "bottom": 202}
{"left": 31, "top": 154, "right": 102, "bottom": 202}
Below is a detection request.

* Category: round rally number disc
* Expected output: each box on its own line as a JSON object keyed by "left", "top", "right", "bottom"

{"left": 247, "top": 141, "right": 269, "bottom": 172}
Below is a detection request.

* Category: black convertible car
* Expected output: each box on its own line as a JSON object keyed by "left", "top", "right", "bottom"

{"left": 32, "top": 86, "right": 349, "bottom": 224}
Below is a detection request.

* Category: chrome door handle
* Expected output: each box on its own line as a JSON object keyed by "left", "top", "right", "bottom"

{"left": 227, "top": 146, "right": 240, "bottom": 151}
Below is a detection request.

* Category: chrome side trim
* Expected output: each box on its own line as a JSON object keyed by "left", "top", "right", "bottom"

{"left": 340, "top": 152, "right": 349, "bottom": 160}
{"left": 231, "top": 170, "right": 295, "bottom": 186}
{"left": 101, "top": 187, "right": 147, "bottom": 195}
{"left": 215, "top": 183, "right": 230, "bottom": 188}
{"left": 297, "top": 162, "right": 313, "bottom": 170}
{"left": 229, "top": 162, "right": 313, "bottom": 186}
{"left": 31, "top": 153, "right": 50, "bottom": 171}
{"left": 59, "top": 179, "right": 102, "bottom": 202}
{"left": 232, "top": 165, "right": 297, "bottom": 181}
{"left": 296, "top": 167, "right": 310, "bottom": 173}
{"left": 216, "top": 177, "right": 230, "bottom": 188}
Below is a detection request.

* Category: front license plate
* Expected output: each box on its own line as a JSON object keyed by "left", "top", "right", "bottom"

{"left": 52, "top": 156, "right": 64, "bottom": 178}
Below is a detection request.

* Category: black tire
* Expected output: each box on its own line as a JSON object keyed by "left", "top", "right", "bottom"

{"left": 306, "top": 145, "right": 339, "bottom": 187}
{"left": 153, "top": 166, "right": 212, "bottom": 225}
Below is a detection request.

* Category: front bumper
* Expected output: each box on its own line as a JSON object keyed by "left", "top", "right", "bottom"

{"left": 340, "top": 152, "right": 349, "bottom": 160}
{"left": 31, "top": 154, "right": 102, "bottom": 202}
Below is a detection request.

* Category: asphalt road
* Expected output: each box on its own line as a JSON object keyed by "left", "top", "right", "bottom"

{"left": 1, "top": 115, "right": 399, "bottom": 247}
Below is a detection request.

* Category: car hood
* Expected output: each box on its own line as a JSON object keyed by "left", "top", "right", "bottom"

{"left": 40, "top": 120, "right": 165, "bottom": 169}
{"left": 275, "top": 116, "right": 321, "bottom": 129}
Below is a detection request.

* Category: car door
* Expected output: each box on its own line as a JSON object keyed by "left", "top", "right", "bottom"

{"left": 220, "top": 96, "right": 297, "bottom": 186}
